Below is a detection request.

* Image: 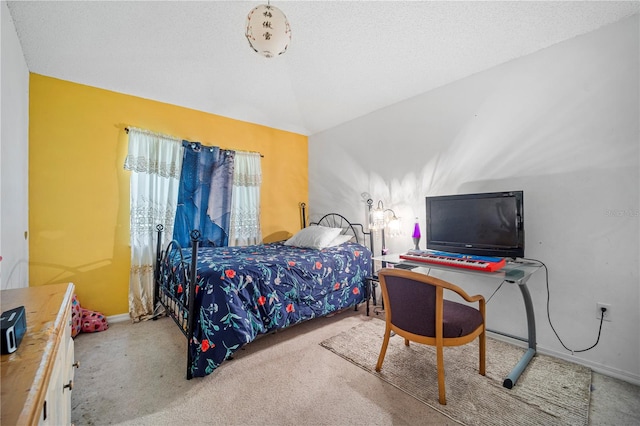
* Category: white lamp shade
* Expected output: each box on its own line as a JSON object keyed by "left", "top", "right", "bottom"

{"left": 387, "top": 217, "right": 401, "bottom": 236}
{"left": 245, "top": 4, "right": 291, "bottom": 58}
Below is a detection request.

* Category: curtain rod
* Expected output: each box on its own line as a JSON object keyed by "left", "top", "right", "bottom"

{"left": 125, "top": 127, "right": 264, "bottom": 157}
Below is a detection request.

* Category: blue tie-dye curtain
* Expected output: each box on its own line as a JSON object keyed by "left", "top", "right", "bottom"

{"left": 173, "top": 141, "right": 235, "bottom": 247}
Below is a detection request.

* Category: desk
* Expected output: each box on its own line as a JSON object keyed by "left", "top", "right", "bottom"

{"left": 373, "top": 253, "right": 541, "bottom": 389}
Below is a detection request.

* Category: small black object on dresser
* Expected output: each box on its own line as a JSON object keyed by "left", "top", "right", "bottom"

{"left": 1, "top": 306, "right": 27, "bottom": 354}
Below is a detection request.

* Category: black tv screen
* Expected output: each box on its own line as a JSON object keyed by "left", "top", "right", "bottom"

{"left": 425, "top": 191, "right": 524, "bottom": 259}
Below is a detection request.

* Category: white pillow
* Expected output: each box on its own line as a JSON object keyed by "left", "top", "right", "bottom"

{"left": 325, "top": 234, "right": 354, "bottom": 247}
{"left": 284, "top": 226, "right": 342, "bottom": 249}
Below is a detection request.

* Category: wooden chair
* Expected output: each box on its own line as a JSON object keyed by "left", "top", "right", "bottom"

{"left": 375, "top": 267, "right": 486, "bottom": 405}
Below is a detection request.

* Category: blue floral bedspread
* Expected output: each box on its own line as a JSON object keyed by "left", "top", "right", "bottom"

{"left": 168, "top": 241, "right": 371, "bottom": 378}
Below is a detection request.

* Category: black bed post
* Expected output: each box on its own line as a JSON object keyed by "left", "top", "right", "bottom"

{"left": 186, "top": 229, "right": 201, "bottom": 380}
{"left": 153, "top": 224, "right": 164, "bottom": 321}
{"left": 364, "top": 198, "right": 377, "bottom": 315}
{"left": 366, "top": 198, "right": 375, "bottom": 269}
{"left": 300, "top": 202, "right": 307, "bottom": 228}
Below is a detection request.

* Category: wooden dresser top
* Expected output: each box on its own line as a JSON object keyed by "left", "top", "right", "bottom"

{"left": 1, "top": 283, "right": 74, "bottom": 426}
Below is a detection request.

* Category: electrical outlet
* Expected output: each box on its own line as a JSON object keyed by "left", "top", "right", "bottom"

{"left": 596, "top": 303, "right": 612, "bottom": 322}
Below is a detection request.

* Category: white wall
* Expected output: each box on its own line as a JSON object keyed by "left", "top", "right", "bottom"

{"left": 309, "top": 15, "right": 639, "bottom": 383}
{"left": 1, "top": 0, "right": 30, "bottom": 289}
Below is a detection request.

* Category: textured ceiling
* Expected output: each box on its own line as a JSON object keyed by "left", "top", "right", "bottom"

{"left": 7, "top": 1, "right": 640, "bottom": 135}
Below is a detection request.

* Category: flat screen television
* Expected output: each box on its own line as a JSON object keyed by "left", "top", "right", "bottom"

{"left": 425, "top": 191, "right": 524, "bottom": 259}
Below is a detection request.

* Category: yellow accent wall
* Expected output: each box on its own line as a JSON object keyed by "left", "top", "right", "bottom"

{"left": 29, "top": 74, "right": 308, "bottom": 316}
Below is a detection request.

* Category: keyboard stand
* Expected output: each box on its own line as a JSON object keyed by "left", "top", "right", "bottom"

{"left": 372, "top": 254, "right": 541, "bottom": 389}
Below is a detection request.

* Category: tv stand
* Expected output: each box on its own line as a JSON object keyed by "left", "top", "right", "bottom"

{"left": 373, "top": 253, "right": 541, "bottom": 389}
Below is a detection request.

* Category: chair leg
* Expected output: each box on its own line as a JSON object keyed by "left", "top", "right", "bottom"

{"left": 375, "top": 326, "right": 391, "bottom": 372}
{"left": 479, "top": 330, "right": 486, "bottom": 376}
{"left": 404, "top": 338, "right": 410, "bottom": 346}
{"left": 437, "top": 344, "right": 446, "bottom": 405}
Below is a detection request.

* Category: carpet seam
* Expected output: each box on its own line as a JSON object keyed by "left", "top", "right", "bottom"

{"left": 320, "top": 341, "right": 465, "bottom": 425}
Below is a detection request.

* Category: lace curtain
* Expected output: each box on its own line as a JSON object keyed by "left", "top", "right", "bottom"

{"left": 229, "top": 151, "right": 262, "bottom": 246}
{"left": 124, "top": 128, "right": 183, "bottom": 321}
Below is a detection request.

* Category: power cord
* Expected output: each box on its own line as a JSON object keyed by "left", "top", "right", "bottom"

{"left": 522, "top": 257, "right": 605, "bottom": 353}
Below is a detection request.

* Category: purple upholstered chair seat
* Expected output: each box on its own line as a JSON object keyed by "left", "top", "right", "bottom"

{"left": 442, "top": 299, "right": 484, "bottom": 338}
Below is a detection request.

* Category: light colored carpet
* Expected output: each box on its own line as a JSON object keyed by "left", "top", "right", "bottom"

{"left": 71, "top": 311, "right": 458, "bottom": 425}
{"left": 320, "top": 320, "right": 591, "bottom": 426}
{"left": 71, "top": 308, "right": 640, "bottom": 425}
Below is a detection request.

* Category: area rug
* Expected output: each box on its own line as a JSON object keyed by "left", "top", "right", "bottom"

{"left": 320, "top": 319, "right": 591, "bottom": 425}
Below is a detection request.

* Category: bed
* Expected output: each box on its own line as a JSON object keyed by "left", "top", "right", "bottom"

{"left": 153, "top": 210, "right": 373, "bottom": 379}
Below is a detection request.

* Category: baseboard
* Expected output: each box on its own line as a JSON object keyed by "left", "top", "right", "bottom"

{"left": 106, "top": 313, "right": 130, "bottom": 324}
{"left": 486, "top": 331, "right": 640, "bottom": 386}
{"left": 536, "top": 345, "right": 640, "bottom": 386}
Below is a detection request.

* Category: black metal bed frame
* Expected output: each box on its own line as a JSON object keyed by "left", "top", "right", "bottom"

{"left": 153, "top": 203, "right": 375, "bottom": 379}
{"left": 153, "top": 225, "right": 201, "bottom": 379}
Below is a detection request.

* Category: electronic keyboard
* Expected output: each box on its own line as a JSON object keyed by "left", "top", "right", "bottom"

{"left": 399, "top": 249, "right": 506, "bottom": 272}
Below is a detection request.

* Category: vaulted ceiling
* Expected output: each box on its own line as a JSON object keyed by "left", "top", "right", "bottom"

{"left": 7, "top": 1, "right": 639, "bottom": 135}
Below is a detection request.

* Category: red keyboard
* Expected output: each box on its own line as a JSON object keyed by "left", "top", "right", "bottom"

{"left": 399, "top": 250, "right": 506, "bottom": 272}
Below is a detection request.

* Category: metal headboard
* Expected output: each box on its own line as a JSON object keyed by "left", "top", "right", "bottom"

{"left": 300, "top": 201, "right": 375, "bottom": 253}
{"left": 312, "top": 212, "right": 376, "bottom": 287}
{"left": 310, "top": 213, "right": 364, "bottom": 244}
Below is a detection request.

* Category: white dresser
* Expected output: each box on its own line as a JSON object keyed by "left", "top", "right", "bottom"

{"left": 1, "top": 283, "right": 77, "bottom": 425}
